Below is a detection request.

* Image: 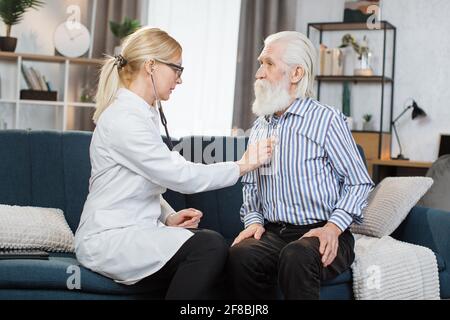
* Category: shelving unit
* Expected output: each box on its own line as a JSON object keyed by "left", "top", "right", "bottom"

{"left": 315, "top": 75, "right": 392, "bottom": 83}
{"left": 0, "top": 52, "right": 102, "bottom": 131}
{"left": 307, "top": 21, "right": 397, "bottom": 161}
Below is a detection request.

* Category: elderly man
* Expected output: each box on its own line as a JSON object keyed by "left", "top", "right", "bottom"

{"left": 227, "top": 31, "right": 374, "bottom": 300}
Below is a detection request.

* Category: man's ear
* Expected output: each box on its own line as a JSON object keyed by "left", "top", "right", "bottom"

{"left": 291, "top": 66, "right": 304, "bottom": 84}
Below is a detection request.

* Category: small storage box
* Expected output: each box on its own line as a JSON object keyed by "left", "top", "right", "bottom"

{"left": 20, "top": 90, "right": 58, "bottom": 101}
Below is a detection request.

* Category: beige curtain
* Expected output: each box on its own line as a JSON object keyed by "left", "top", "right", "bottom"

{"left": 72, "top": 0, "right": 140, "bottom": 131}
{"left": 91, "top": 0, "right": 140, "bottom": 58}
{"left": 232, "top": 0, "right": 298, "bottom": 131}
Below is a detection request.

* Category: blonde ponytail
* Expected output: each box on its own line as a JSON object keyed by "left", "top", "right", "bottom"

{"left": 93, "top": 56, "right": 122, "bottom": 124}
{"left": 92, "top": 27, "right": 182, "bottom": 124}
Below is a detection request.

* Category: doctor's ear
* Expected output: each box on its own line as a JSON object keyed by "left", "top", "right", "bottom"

{"left": 145, "top": 60, "right": 156, "bottom": 75}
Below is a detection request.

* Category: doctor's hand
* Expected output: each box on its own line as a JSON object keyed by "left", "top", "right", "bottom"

{"left": 236, "top": 137, "right": 276, "bottom": 177}
{"left": 166, "top": 209, "right": 203, "bottom": 229}
{"left": 231, "top": 223, "right": 265, "bottom": 247}
{"left": 300, "top": 222, "right": 342, "bottom": 268}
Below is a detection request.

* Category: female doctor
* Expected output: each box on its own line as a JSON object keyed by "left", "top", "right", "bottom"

{"left": 74, "top": 27, "right": 273, "bottom": 299}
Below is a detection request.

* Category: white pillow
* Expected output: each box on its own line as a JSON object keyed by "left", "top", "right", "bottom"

{"left": 0, "top": 205, "right": 74, "bottom": 252}
{"left": 351, "top": 177, "right": 434, "bottom": 238}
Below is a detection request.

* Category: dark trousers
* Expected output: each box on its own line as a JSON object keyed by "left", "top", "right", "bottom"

{"left": 139, "top": 229, "right": 228, "bottom": 300}
{"left": 227, "top": 221, "right": 355, "bottom": 300}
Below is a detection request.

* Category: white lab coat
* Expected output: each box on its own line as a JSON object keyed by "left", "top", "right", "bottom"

{"left": 74, "top": 88, "right": 240, "bottom": 285}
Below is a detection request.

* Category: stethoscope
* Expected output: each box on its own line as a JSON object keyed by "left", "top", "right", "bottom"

{"left": 150, "top": 72, "right": 174, "bottom": 151}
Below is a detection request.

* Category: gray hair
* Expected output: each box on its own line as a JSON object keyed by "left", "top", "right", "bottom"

{"left": 264, "top": 31, "right": 317, "bottom": 99}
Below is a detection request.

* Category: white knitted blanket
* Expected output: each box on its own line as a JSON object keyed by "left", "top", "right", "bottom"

{"left": 351, "top": 234, "right": 440, "bottom": 300}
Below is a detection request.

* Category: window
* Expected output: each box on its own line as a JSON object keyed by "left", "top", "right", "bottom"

{"left": 146, "top": 0, "right": 241, "bottom": 138}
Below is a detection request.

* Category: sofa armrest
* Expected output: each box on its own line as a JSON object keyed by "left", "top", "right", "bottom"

{"left": 391, "top": 206, "right": 450, "bottom": 298}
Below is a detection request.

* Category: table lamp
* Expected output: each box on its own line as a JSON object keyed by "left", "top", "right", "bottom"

{"left": 391, "top": 100, "right": 427, "bottom": 160}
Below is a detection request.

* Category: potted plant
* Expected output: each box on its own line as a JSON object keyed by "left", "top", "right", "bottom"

{"left": 0, "top": 0, "right": 44, "bottom": 52}
{"left": 109, "top": 17, "right": 140, "bottom": 55}
{"left": 362, "top": 113, "right": 373, "bottom": 131}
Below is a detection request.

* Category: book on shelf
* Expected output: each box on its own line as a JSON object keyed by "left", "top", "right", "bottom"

{"left": 21, "top": 64, "right": 38, "bottom": 90}
{"left": 29, "top": 67, "right": 47, "bottom": 91}
{"left": 21, "top": 64, "right": 51, "bottom": 91}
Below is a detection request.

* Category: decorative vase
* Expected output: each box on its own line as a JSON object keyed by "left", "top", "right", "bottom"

{"left": 354, "top": 36, "right": 373, "bottom": 76}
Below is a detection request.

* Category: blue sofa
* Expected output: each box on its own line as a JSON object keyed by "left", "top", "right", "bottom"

{"left": 0, "top": 130, "right": 448, "bottom": 300}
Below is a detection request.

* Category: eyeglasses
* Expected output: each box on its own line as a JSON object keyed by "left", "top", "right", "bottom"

{"left": 154, "top": 58, "right": 184, "bottom": 79}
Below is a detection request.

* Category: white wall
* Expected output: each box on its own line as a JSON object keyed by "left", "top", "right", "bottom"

{"left": 296, "top": 0, "right": 450, "bottom": 162}
{"left": 147, "top": 0, "right": 241, "bottom": 139}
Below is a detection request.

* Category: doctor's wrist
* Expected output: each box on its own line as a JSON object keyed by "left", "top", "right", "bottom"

{"left": 165, "top": 212, "right": 177, "bottom": 226}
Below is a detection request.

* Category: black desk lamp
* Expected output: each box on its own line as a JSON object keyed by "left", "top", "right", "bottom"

{"left": 391, "top": 100, "right": 427, "bottom": 160}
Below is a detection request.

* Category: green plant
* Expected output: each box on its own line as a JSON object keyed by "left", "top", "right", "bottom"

{"left": 109, "top": 17, "right": 141, "bottom": 41}
{"left": 363, "top": 114, "right": 372, "bottom": 122}
{"left": 339, "top": 33, "right": 369, "bottom": 60}
{"left": 0, "top": 0, "right": 44, "bottom": 37}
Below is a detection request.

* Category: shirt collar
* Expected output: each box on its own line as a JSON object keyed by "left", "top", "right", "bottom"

{"left": 263, "top": 97, "right": 312, "bottom": 123}
{"left": 116, "top": 88, "right": 158, "bottom": 118}
{"left": 284, "top": 97, "right": 313, "bottom": 118}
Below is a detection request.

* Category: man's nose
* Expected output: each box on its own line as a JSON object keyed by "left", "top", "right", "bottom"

{"left": 255, "top": 66, "right": 265, "bottom": 80}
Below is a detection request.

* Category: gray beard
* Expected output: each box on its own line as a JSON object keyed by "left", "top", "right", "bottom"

{"left": 252, "top": 79, "right": 292, "bottom": 117}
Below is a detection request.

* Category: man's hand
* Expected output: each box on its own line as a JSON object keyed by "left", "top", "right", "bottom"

{"left": 231, "top": 223, "right": 265, "bottom": 247}
{"left": 166, "top": 209, "right": 203, "bottom": 228}
{"left": 301, "top": 222, "right": 342, "bottom": 267}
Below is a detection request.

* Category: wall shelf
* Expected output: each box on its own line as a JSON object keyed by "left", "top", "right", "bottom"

{"left": 68, "top": 102, "right": 96, "bottom": 108}
{"left": 19, "top": 100, "right": 65, "bottom": 106}
{"left": 0, "top": 52, "right": 101, "bottom": 131}
{"left": 316, "top": 75, "right": 393, "bottom": 83}
{"left": 308, "top": 21, "right": 395, "bottom": 31}
{"left": 0, "top": 52, "right": 102, "bottom": 65}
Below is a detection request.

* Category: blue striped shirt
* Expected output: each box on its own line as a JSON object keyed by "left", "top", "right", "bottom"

{"left": 240, "top": 98, "right": 375, "bottom": 231}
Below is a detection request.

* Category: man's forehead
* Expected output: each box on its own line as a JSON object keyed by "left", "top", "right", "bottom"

{"left": 258, "top": 42, "right": 285, "bottom": 60}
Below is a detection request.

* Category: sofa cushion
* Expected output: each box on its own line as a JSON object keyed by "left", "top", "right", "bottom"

{"left": 62, "top": 131, "right": 92, "bottom": 233}
{"left": 418, "top": 155, "right": 450, "bottom": 211}
{"left": 0, "top": 130, "right": 32, "bottom": 206}
{"left": 178, "top": 136, "right": 248, "bottom": 243}
{"left": 29, "top": 131, "right": 66, "bottom": 213}
{"left": 186, "top": 184, "right": 245, "bottom": 244}
{"left": 322, "top": 269, "right": 352, "bottom": 285}
{"left": 436, "top": 254, "right": 446, "bottom": 272}
{"left": 351, "top": 177, "right": 434, "bottom": 237}
{"left": 0, "top": 254, "right": 163, "bottom": 297}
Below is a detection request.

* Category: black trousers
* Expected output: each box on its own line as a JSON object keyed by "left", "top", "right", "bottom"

{"left": 227, "top": 221, "right": 355, "bottom": 300}
{"left": 139, "top": 229, "right": 228, "bottom": 300}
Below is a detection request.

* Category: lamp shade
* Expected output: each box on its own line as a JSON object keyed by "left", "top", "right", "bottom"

{"left": 411, "top": 101, "right": 427, "bottom": 119}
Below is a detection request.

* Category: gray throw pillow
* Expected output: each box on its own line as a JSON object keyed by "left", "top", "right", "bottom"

{"left": 418, "top": 155, "right": 450, "bottom": 211}
{"left": 351, "top": 177, "right": 434, "bottom": 238}
{"left": 0, "top": 205, "right": 74, "bottom": 252}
